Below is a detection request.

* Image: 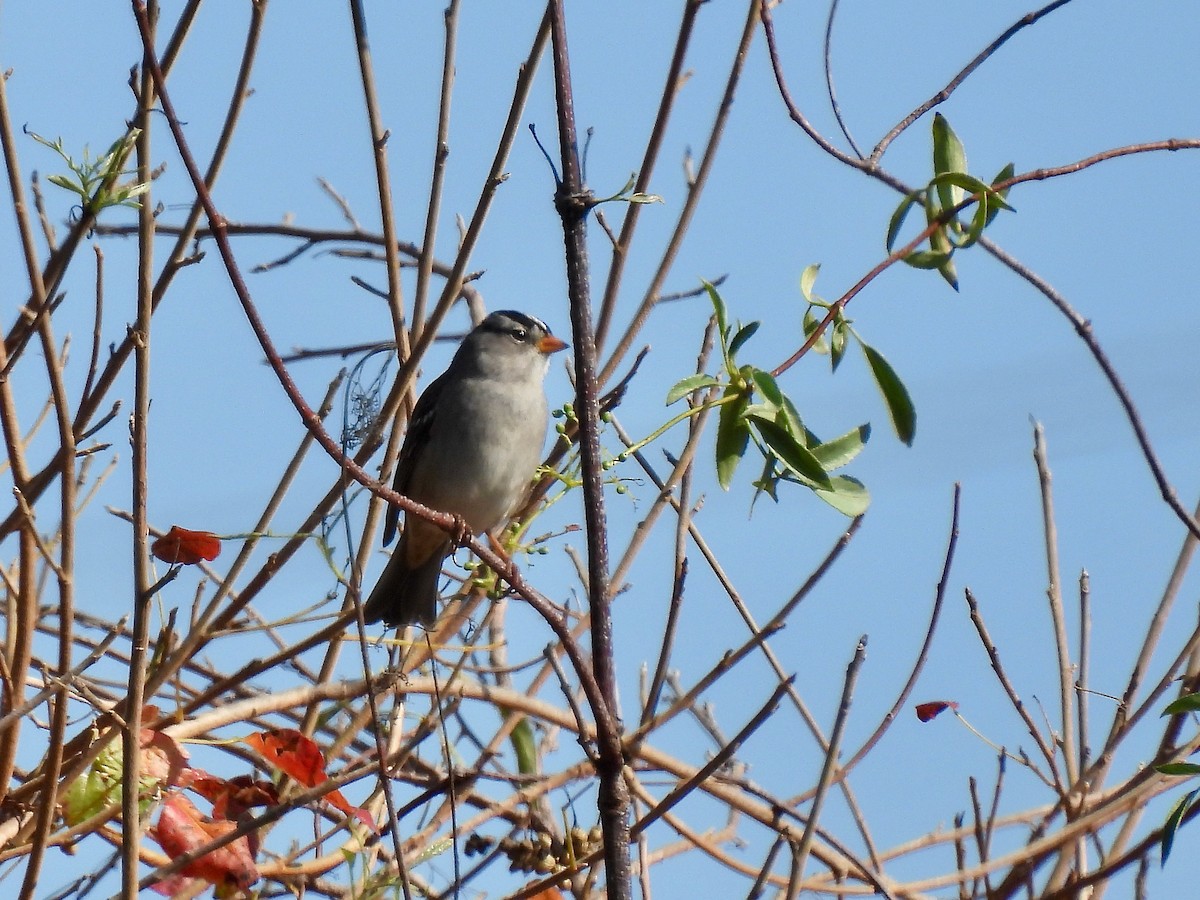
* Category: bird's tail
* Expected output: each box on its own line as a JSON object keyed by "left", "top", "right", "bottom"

{"left": 361, "top": 542, "right": 444, "bottom": 627}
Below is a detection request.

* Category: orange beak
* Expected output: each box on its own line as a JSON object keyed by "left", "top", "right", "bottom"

{"left": 537, "top": 334, "right": 569, "bottom": 354}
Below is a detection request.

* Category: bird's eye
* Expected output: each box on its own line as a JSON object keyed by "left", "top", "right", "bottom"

{"left": 510, "top": 328, "right": 527, "bottom": 342}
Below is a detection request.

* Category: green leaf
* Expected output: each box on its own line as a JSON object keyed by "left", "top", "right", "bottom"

{"left": 886, "top": 190, "right": 923, "bottom": 252}
{"left": 666, "top": 373, "right": 720, "bottom": 405}
{"left": 628, "top": 192, "right": 663, "bottom": 204}
{"left": 715, "top": 390, "right": 750, "bottom": 490}
{"left": 814, "top": 475, "right": 870, "bottom": 516}
{"left": 987, "top": 162, "right": 1016, "bottom": 225}
{"left": 750, "top": 368, "right": 784, "bottom": 408}
{"left": 510, "top": 717, "right": 538, "bottom": 775}
{"left": 958, "top": 192, "right": 990, "bottom": 250}
{"left": 903, "top": 249, "right": 953, "bottom": 270}
{"left": 800, "top": 263, "right": 820, "bottom": 301}
{"left": 705, "top": 281, "right": 738, "bottom": 377}
{"left": 932, "top": 113, "right": 967, "bottom": 210}
{"left": 748, "top": 414, "right": 831, "bottom": 488}
{"left": 929, "top": 170, "right": 991, "bottom": 199}
{"left": 1163, "top": 692, "right": 1200, "bottom": 716}
{"left": 1162, "top": 787, "right": 1200, "bottom": 864}
{"left": 802, "top": 307, "right": 830, "bottom": 355}
{"left": 1157, "top": 762, "right": 1200, "bottom": 777}
{"left": 750, "top": 456, "right": 780, "bottom": 513}
{"left": 779, "top": 396, "right": 806, "bottom": 443}
{"left": 862, "top": 343, "right": 916, "bottom": 445}
{"left": 705, "top": 281, "right": 729, "bottom": 338}
{"left": 742, "top": 401, "right": 783, "bottom": 425}
{"left": 63, "top": 739, "right": 162, "bottom": 825}
{"left": 937, "top": 256, "right": 960, "bottom": 291}
{"left": 729, "top": 321, "right": 761, "bottom": 359}
{"left": 64, "top": 745, "right": 123, "bottom": 826}
{"left": 47, "top": 173, "right": 83, "bottom": 196}
{"left": 926, "top": 171, "right": 1012, "bottom": 249}
{"left": 830, "top": 320, "right": 847, "bottom": 372}
{"left": 811, "top": 424, "right": 870, "bottom": 470}
{"left": 413, "top": 837, "right": 455, "bottom": 865}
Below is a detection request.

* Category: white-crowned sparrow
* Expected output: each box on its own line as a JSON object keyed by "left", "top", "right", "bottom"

{"left": 362, "top": 310, "right": 567, "bottom": 627}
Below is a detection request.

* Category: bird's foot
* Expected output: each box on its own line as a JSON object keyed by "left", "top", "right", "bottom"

{"left": 450, "top": 514, "right": 472, "bottom": 547}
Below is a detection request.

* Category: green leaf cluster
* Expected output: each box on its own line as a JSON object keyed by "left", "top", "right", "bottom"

{"left": 886, "top": 113, "right": 1014, "bottom": 290}
{"left": 663, "top": 283, "right": 912, "bottom": 518}
{"left": 28, "top": 128, "right": 149, "bottom": 215}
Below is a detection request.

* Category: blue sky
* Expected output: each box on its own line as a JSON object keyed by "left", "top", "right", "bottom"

{"left": 2, "top": 1, "right": 1198, "bottom": 896}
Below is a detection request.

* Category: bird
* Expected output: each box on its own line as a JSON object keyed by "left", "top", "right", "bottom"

{"left": 361, "top": 310, "right": 567, "bottom": 627}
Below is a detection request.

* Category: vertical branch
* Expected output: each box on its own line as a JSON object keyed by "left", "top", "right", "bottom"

{"left": 19, "top": 201, "right": 77, "bottom": 900}
{"left": 348, "top": 0, "right": 409, "bottom": 358}
{"left": 1033, "top": 423, "right": 1078, "bottom": 789}
{"left": 123, "top": 7, "right": 158, "bottom": 893}
{"left": 1077, "top": 569, "right": 1091, "bottom": 774}
{"left": 412, "top": 0, "right": 460, "bottom": 334}
{"left": 546, "top": 2, "right": 629, "bottom": 897}
{"left": 0, "top": 34, "right": 40, "bottom": 808}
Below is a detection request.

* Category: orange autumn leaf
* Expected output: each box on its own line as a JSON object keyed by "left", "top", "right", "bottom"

{"left": 915, "top": 700, "right": 959, "bottom": 722}
{"left": 152, "top": 525, "right": 221, "bottom": 565}
{"left": 244, "top": 728, "right": 377, "bottom": 832}
{"left": 150, "top": 793, "right": 258, "bottom": 895}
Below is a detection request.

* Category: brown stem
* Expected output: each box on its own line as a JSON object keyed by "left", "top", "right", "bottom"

{"left": 547, "top": 3, "right": 629, "bottom": 896}
{"left": 348, "top": 0, "right": 408, "bottom": 362}
{"left": 122, "top": 16, "right": 159, "bottom": 893}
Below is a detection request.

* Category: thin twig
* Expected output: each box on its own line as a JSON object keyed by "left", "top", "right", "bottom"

{"left": 1077, "top": 569, "right": 1091, "bottom": 774}
{"left": 634, "top": 676, "right": 795, "bottom": 836}
{"left": 870, "top": 0, "right": 1077, "bottom": 160}
{"left": 1032, "top": 422, "right": 1078, "bottom": 790}
{"left": 411, "top": 0, "right": 460, "bottom": 337}
{"left": 821, "top": 0, "right": 863, "bottom": 158}
{"left": 641, "top": 558, "right": 686, "bottom": 728}
{"left": 792, "top": 637, "right": 866, "bottom": 881}
{"left": 964, "top": 587, "right": 1062, "bottom": 793}
{"left": 348, "top": 2, "right": 410, "bottom": 418}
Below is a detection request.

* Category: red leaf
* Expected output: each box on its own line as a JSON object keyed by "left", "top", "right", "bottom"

{"left": 244, "top": 728, "right": 377, "bottom": 832}
{"left": 324, "top": 788, "right": 379, "bottom": 834}
{"left": 915, "top": 700, "right": 959, "bottom": 722}
{"left": 152, "top": 526, "right": 221, "bottom": 565}
{"left": 189, "top": 771, "right": 279, "bottom": 821}
{"left": 150, "top": 794, "right": 258, "bottom": 893}
{"left": 244, "top": 729, "right": 326, "bottom": 787}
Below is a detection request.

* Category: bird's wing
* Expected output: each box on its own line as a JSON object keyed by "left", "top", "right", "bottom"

{"left": 382, "top": 369, "right": 448, "bottom": 546}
